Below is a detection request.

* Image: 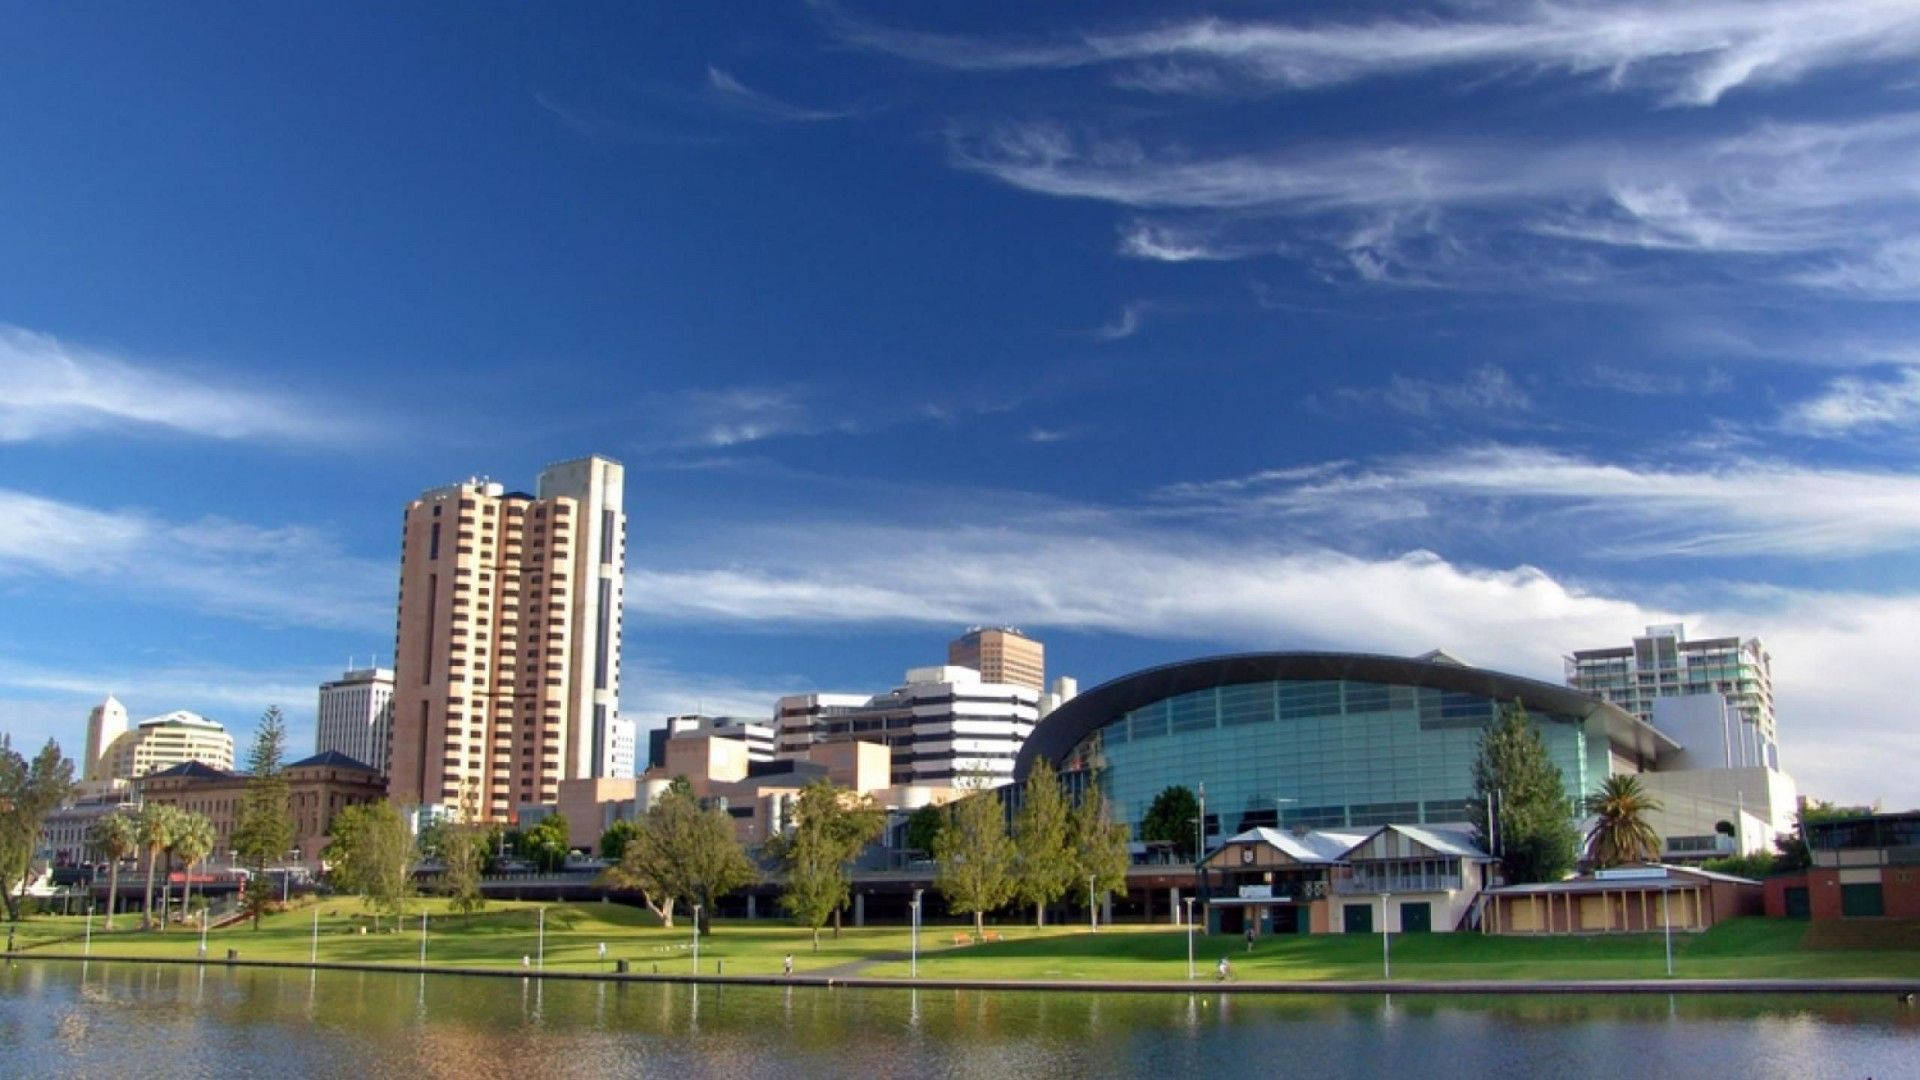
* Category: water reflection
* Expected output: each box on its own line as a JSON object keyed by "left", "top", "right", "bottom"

{"left": 2, "top": 962, "right": 1918, "bottom": 1080}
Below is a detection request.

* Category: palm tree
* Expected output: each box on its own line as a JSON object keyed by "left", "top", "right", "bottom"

{"left": 135, "top": 803, "right": 182, "bottom": 931}
{"left": 171, "top": 813, "right": 216, "bottom": 931}
{"left": 86, "top": 811, "right": 138, "bottom": 930}
{"left": 1584, "top": 774, "right": 1664, "bottom": 868}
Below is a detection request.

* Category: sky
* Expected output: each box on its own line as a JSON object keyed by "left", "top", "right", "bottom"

{"left": 3, "top": 2, "right": 1919, "bottom": 808}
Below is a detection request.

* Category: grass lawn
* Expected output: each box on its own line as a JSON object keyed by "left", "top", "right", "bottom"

{"left": 9, "top": 904, "right": 1920, "bottom": 983}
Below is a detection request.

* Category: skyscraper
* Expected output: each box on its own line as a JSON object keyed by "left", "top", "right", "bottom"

{"left": 1566, "top": 623, "right": 1777, "bottom": 769}
{"left": 316, "top": 666, "right": 395, "bottom": 775}
{"left": 387, "top": 455, "right": 628, "bottom": 821}
{"left": 947, "top": 627, "right": 1045, "bottom": 692}
{"left": 83, "top": 695, "right": 129, "bottom": 782}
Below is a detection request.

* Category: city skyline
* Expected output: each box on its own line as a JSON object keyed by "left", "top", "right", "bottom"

{"left": 3, "top": 4, "right": 1920, "bottom": 807}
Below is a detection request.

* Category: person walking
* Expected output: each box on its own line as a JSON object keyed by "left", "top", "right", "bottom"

{"left": 1245, "top": 923, "right": 1256, "bottom": 953}
{"left": 1216, "top": 955, "right": 1230, "bottom": 982}
{"left": 783, "top": 954, "right": 794, "bottom": 977}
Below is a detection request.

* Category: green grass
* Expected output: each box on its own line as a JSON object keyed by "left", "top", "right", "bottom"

{"left": 9, "top": 905, "right": 1920, "bottom": 983}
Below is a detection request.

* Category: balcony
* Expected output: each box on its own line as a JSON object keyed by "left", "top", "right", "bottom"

{"left": 1334, "top": 874, "right": 1463, "bottom": 895}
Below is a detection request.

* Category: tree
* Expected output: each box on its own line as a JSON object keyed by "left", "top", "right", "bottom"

{"left": 602, "top": 785, "right": 754, "bottom": 932}
{"left": 422, "top": 821, "right": 487, "bottom": 915}
{"left": 1471, "top": 700, "right": 1578, "bottom": 885}
{"left": 1070, "top": 776, "right": 1131, "bottom": 921}
{"left": 0, "top": 737, "right": 75, "bottom": 922}
{"left": 1012, "top": 759, "right": 1075, "bottom": 926}
{"left": 87, "top": 810, "right": 138, "bottom": 929}
{"left": 933, "top": 785, "right": 1016, "bottom": 939}
{"left": 170, "top": 812, "right": 216, "bottom": 929}
{"left": 1583, "top": 774, "right": 1664, "bottom": 868}
{"left": 769, "top": 781, "right": 885, "bottom": 949}
{"left": 231, "top": 706, "right": 295, "bottom": 928}
{"left": 904, "top": 804, "right": 944, "bottom": 857}
{"left": 134, "top": 803, "right": 184, "bottom": 930}
{"left": 515, "top": 813, "right": 572, "bottom": 873}
{"left": 1139, "top": 785, "right": 1202, "bottom": 861}
{"left": 599, "top": 820, "right": 639, "bottom": 861}
{"left": 327, "top": 802, "right": 416, "bottom": 930}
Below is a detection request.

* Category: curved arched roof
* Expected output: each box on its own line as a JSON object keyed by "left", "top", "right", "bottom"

{"left": 1013, "top": 651, "right": 1674, "bottom": 781}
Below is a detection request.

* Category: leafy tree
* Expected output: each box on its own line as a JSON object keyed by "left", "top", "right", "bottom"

{"left": 134, "top": 803, "right": 184, "bottom": 930}
{"left": 170, "top": 812, "right": 216, "bottom": 930}
{"left": 515, "top": 813, "right": 572, "bottom": 873}
{"left": 1770, "top": 800, "right": 1874, "bottom": 873}
{"left": 1070, "top": 776, "right": 1131, "bottom": 920}
{"left": 231, "top": 706, "right": 295, "bottom": 928}
{"left": 1470, "top": 700, "right": 1578, "bottom": 885}
{"left": 599, "top": 819, "right": 639, "bottom": 861}
{"left": 422, "top": 821, "right": 488, "bottom": 915}
{"left": 87, "top": 810, "right": 138, "bottom": 929}
{"left": 769, "top": 781, "right": 885, "bottom": 949}
{"left": 602, "top": 785, "right": 754, "bottom": 932}
{"left": 1583, "top": 774, "right": 1664, "bottom": 868}
{"left": 328, "top": 802, "right": 417, "bottom": 929}
{"left": 933, "top": 785, "right": 1016, "bottom": 939}
{"left": 0, "top": 737, "right": 75, "bottom": 922}
{"left": 1139, "top": 785, "right": 1202, "bottom": 861}
{"left": 1012, "top": 759, "right": 1075, "bottom": 926}
{"left": 904, "top": 804, "right": 945, "bottom": 857}
{"left": 1702, "top": 850, "right": 1779, "bottom": 879}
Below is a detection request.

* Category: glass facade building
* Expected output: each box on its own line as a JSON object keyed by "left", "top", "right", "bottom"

{"left": 1017, "top": 653, "right": 1671, "bottom": 842}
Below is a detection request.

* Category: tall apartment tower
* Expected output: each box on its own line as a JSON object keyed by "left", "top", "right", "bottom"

{"left": 387, "top": 455, "right": 628, "bottom": 822}
{"left": 1567, "top": 623, "right": 1778, "bottom": 769}
{"left": 316, "top": 666, "right": 396, "bottom": 775}
{"left": 83, "top": 695, "right": 129, "bottom": 782}
{"left": 947, "top": 627, "right": 1044, "bottom": 692}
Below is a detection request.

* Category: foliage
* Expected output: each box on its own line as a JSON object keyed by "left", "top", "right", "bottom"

{"left": 1583, "top": 774, "right": 1664, "bottom": 868}
{"left": 1070, "top": 776, "right": 1132, "bottom": 914}
{"left": 602, "top": 785, "right": 754, "bottom": 932}
{"left": 231, "top": 706, "right": 295, "bottom": 928}
{"left": 1470, "top": 700, "right": 1578, "bottom": 885}
{"left": 904, "top": 804, "right": 945, "bottom": 857}
{"left": 422, "top": 821, "right": 488, "bottom": 915}
{"left": 515, "top": 813, "right": 572, "bottom": 874}
{"left": 328, "top": 802, "right": 417, "bottom": 928}
{"left": 599, "top": 820, "right": 639, "bottom": 861}
{"left": 170, "top": 811, "right": 217, "bottom": 928}
{"left": 87, "top": 810, "right": 138, "bottom": 929}
{"left": 1701, "top": 850, "right": 1780, "bottom": 880}
{"left": 134, "top": 802, "right": 186, "bottom": 931}
{"left": 1139, "top": 785, "right": 1202, "bottom": 861}
{"left": 769, "top": 781, "right": 885, "bottom": 949}
{"left": 1012, "top": 759, "right": 1076, "bottom": 926}
{"left": 0, "top": 736, "right": 75, "bottom": 923}
{"left": 933, "top": 786, "right": 1017, "bottom": 937}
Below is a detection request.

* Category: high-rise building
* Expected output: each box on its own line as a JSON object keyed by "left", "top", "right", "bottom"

{"left": 97, "top": 710, "right": 235, "bottom": 780}
{"left": 83, "top": 695, "right": 129, "bottom": 782}
{"left": 387, "top": 455, "right": 628, "bottom": 822}
{"left": 776, "top": 666, "right": 1039, "bottom": 787}
{"left": 948, "top": 627, "right": 1045, "bottom": 692}
{"left": 316, "top": 666, "right": 395, "bottom": 774}
{"left": 1566, "top": 623, "right": 1777, "bottom": 769}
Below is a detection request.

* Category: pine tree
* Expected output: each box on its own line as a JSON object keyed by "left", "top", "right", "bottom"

{"left": 1471, "top": 700, "right": 1578, "bottom": 884}
{"left": 1012, "top": 759, "right": 1075, "bottom": 926}
{"left": 232, "top": 706, "right": 294, "bottom": 928}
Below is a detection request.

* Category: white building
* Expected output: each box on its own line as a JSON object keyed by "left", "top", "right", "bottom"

{"left": 316, "top": 666, "right": 395, "bottom": 775}
{"left": 99, "top": 710, "right": 234, "bottom": 780}
{"left": 658, "top": 715, "right": 776, "bottom": 764}
{"left": 776, "top": 666, "right": 1038, "bottom": 788}
{"left": 1567, "top": 623, "right": 1777, "bottom": 770}
{"left": 83, "top": 695, "right": 130, "bottom": 783}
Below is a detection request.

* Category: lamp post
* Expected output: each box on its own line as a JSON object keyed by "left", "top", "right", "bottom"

{"left": 910, "top": 889, "right": 923, "bottom": 979}
{"left": 1379, "top": 892, "right": 1391, "bottom": 980}
{"left": 1088, "top": 875, "right": 1098, "bottom": 932}
{"left": 537, "top": 906, "right": 546, "bottom": 971}
{"left": 1662, "top": 887, "right": 1674, "bottom": 977}
{"left": 84, "top": 904, "right": 92, "bottom": 958}
{"left": 311, "top": 905, "right": 318, "bottom": 964}
{"left": 1183, "top": 896, "right": 1196, "bottom": 980}
{"left": 692, "top": 904, "right": 702, "bottom": 973}
{"left": 199, "top": 906, "right": 209, "bottom": 958}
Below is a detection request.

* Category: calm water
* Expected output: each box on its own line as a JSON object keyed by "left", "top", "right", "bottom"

{"left": 3, "top": 961, "right": 1919, "bottom": 1079}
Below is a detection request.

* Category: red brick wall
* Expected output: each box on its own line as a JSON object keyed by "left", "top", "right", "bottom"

{"left": 1886, "top": 867, "right": 1920, "bottom": 918}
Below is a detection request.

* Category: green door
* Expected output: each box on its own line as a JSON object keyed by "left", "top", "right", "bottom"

{"left": 1343, "top": 904, "right": 1373, "bottom": 934}
{"left": 1400, "top": 901, "right": 1432, "bottom": 933}
{"left": 1783, "top": 887, "right": 1811, "bottom": 919}
{"left": 1841, "top": 883, "right": 1885, "bottom": 917}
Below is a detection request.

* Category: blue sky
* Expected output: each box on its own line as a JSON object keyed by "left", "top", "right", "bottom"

{"left": 4, "top": 2, "right": 1920, "bottom": 807}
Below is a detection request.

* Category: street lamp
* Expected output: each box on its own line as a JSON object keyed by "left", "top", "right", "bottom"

{"left": 1379, "top": 892, "right": 1391, "bottom": 980}
{"left": 692, "top": 903, "right": 702, "bottom": 973}
{"left": 1183, "top": 896, "right": 1196, "bottom": 980}
{"left": 1088, "top": 874, "right": 1098, "bottom": 932}
{"left": 1662, "top": 887, "right": 1674, "bottom": 977}
{"left": 910, "top": 888, "right": 923, "bottom": 979}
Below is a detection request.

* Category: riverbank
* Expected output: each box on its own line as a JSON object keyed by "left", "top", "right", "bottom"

{"left": 7, "top": 900, "right": 1918, "bottom": 989}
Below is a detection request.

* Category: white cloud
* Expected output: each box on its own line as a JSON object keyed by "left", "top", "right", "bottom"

{"left": 0, "top": 324, "right": 353, "bottom": 444}
{"left": 0, "top": 658, "right": 331, "bottom": 758}
{"left": 0, "top": 488, "right": 391, "bottom": 631}
{"left": 1090, "top": 303, "right": 1146, "bottom": 341}
{"left": 1784, "top": 366, "right": 1920, "bottom": 434}
{"left": 833, "top": 1, "right": 1920, "bottom": 107}
{"left": 1331, "top": 365, "right": 1531, "bottom": 419}
{"left": 705, "top": 66, "right": 854, "bottom": 124}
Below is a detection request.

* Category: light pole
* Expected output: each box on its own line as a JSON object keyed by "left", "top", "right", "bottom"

{"left": 692, "top": 904, "right": 702, "bottom": 973}
{"left": 419, "top": 910, "right": 428, "bottom": 966}
{"left": 311, "top": 905, "right": 318, "bottom": 964}
{"left": 84, "top": 904, "right": 92, "bottom": 958}
{"left": 1088, "top": 874, "right": 1098, "bottom": 932}
{"left": 1183, "top": 897, "right": 1196, "bottom": 980}
{"left": 910, "top": 888, "right": 923, "bottom": 979}
{"left": 1662, "top": 887, "right": 1674, "bottom": 977}
{"left": 537, "top": 906, "right": 546, "bottom": 971}
{"left": 1379, "top": 892, "right": 1391, "bottom": 980}
{"left": 199, "top": 906, "right": 209, "bottom": 958}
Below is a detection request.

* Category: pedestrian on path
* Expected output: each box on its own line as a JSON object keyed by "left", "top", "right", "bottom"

{"left": 1216, "top": 956, "right": 1230, "bottom": 982}
{"left": 784, "top": 954, "right": 794, "bottom": 977}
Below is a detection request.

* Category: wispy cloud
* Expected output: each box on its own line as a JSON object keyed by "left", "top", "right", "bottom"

{"left": 705, "top": 66, "right": 854, "bottom": 124}
{"left": 1089, "top": 302, "right": 1147, "bottom": 341}
{"left": 0, "top": 657, "right": 335, "bottom": 753}
{"left": 832, "top": 1, "right": 1920, "bottom": 107}
{"left": 1328, "top": 365, "right": 1532, "bottom": 419}
{"left": 1784, "top": 366, "right": 1920, "bottom": 435}
{"left": 630, "top": 386, "right": 840, "bottom": 450}
{"left": 0, "top": 325, "right": 354, "bottom": 444}
{"left": 0, "top": 488, "right": 391, "bottom": 631}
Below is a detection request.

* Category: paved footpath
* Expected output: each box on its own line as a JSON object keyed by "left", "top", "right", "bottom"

{"left": 7, "top": 952, "right": 1918, "bottom": 996}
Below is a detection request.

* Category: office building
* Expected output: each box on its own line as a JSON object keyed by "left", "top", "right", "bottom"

{"left": 83, "top": 695, "right": 129, "bottom": 783}
{"left": 315, "top": 666, "right": 394, "bottom": 776}
{"left": 1566, "top": 624, "right": 1777, "bottom": 769}
{"left": 649, "top": 715, "right": 777, "bottom": 769}
{"left": 948, "top": 627, "right": 1045, "bottom": 692}
{"left": 776, "top": 666, "right": 1039, "bottom": 787}
{"left": 387, "top": 455, "right": 629, "bottom": 822}
{"left": 96, "top": 710, "right": 235, "bottom": 781}
{"left": 138, "top": 751, "right": 387, "bottom": 872}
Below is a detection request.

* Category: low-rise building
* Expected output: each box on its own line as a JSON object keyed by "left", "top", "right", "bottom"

{"left": 136, "top": 750, "right": 388, "bottom": 872}
{"left": 37, "top": 786, "right": 138, "bottom": 867}
{"left": 1763, "top": 811, "right": 1920, "bottom": 920}
{"left": 1199, "top": 823, "right": 1496, "bottom": 935}
{"left": 1484, "top": 864, "right": 1762, "bottom": 934}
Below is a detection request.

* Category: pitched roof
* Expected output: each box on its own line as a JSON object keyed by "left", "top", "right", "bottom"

{"left": 142, "top": 760, "right": 237, "bottom": 781}
{"left": 1485, "top": 863, "right": 1761, "bottom": 896}
{"left": 1369, "top": 823, "right": 1491, "bottom": 860}
{"left": 286, "top": 750, "right": 377, "bottom": 771}
{"left": 1223, "top": 826, "right": 1354, "bottom": 864}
